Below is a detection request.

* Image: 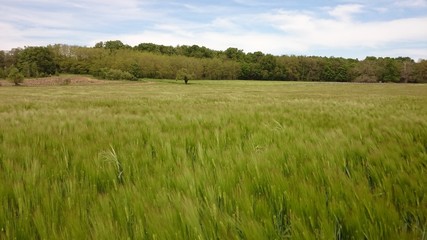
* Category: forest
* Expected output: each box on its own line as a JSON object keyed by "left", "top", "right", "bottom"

{"left": 1, "top": 40, "right": 426, "bottom": 83}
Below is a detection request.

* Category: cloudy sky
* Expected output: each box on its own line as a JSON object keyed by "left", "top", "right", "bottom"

{"left": 1, "top": 0, "right": 427, "bottom": 59}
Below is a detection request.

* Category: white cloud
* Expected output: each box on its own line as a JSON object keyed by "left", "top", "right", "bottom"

{"left": 1, "top": 0, "right": 427, "bottom": 59}
{"left": 261, "top": 9, "right": 427, "bottom": 51}
{"left": 86, "top": 6, "right": 427, "bottom": 58}
{"left": 372, "top": 47, "right": 427, "bottom": 60}
{"left": 394, "top": 0, "right": 427, "bottom": 8}
{"left": 327, "top": 4, "right": 364, "bottom": 21}
{"left": 106, "top": 29, "right": 308, "bottom": 55}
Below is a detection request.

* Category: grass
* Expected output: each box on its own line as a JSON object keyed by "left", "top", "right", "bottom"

{"left": 0, "top": 80, "right": 426, "bottom": 239}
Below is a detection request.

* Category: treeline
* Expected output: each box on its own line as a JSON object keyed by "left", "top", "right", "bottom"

{"left": 1, "top": 40, "right": 426, "bottom": 83}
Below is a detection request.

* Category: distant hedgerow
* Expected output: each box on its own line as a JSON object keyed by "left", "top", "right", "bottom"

{"left": 93, "top": 68, "right": 137, "bottom": 81}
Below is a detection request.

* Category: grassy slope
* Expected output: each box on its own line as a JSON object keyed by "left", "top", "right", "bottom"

{"left": 0, "top": 80, "right": 426, "bottom": 239}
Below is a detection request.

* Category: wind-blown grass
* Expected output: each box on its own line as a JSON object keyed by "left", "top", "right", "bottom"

{"left": 0, "top": 80, "right": 426, "bottom": 239}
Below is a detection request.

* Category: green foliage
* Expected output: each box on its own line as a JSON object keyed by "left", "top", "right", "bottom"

{"left": 224, "top": 47, "right": 245, "bottom": 61}
{"left": 176, "top": 68, "right": 193, "bottom": 84}
{"left": 320, "top": 57, "right": 351, "bottom": 82}
{"left": 42, "top": 42, "right": 427, "bottom": 82}
{"left": 0, "top": 68, "right": 5, "bottom": 79}
{"left": 3, "top": 42, "right": 427, "bottom": 82}
{"left": 94, "top": 41, "right": 104, "bottom": 48}
{"left": 352, "top": 58, "right": 380, "bottom": 82}
{"left": 0, "top": 81, "right": 426, "bottom": 239}
{"left": 379, "top": 58, "right": 401, "bottom": 82}
{"left": 0, "top": 50, "right": 5, "bottom": 69}
{"left": 414, "top": 60, "right": 427, "bottom": 83}
{"left": 7, "top": 66, "right": 24, "bottom": 85}
{"left": 94, "top": 68, "right": 136, "bottom": 81}
{"left": 104, "top": 40, "right": 128, "bottom": 51}
{"left": 17, "top": 46, "right": 57, "bottom": 77}
{"left": 2, "top": 48, "right": 22, "bottom": 69}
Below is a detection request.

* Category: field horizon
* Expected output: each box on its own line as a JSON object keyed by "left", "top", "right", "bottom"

{"left": 0, "top": 80, "right": 426, "bottom": 239}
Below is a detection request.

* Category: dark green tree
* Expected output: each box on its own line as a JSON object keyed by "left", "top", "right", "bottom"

{"left": 0, "top": 50, "right": 5, "bottom": 69}
{"left": 413, "top": 60, "right": 427, "bottom": 83}
{"left": 259, "top": 54, "right": 277, "bottom": 80}
{"left": 379, "top": 58, "right": 400, "bottom": 82}
{"left": 94, "top": 41, "right": 104, "bottom": 48}
{"left": 7, "top": 67, "right": 24, "bottom": 85}
{"left": 321, "top": 58, "right": 350, "bottom": 82}
{"left": 104, "top": 40, "right": 128, "bottom": 51}
{"left": 176, "top": 68, "right": 193, "bottom": 84}
{"left": 4, "top": 48, "right": 22, "bottom": 68}
{"left": 135, "top": 43, "right": 160, "bottom": 53}
{"left": 224, "top": 47, "right": 245, "bottom": 61}
{"left": 0, "top": 69, "right": 4, "bottom": 79}
{"left": 18, "top": 46, "right": 56, "bottom": 77}
{"left": 352, "top": 59, "right": 379, "bottom": 82}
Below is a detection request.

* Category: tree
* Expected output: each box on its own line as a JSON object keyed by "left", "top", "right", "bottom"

{"left": 7, "top": 67, "right": 24, "bottom": 85}
{"left": 224, "top": 47, "right": 245, "bottom": 61}
{"left": 104, "top": 40, "right": 128, "bottom": 51}
{"left": 0, "top": 68, "right": 5, "bottom": 79}
{"left": 259, "top": 54, "right": 277, "bottom": 80}
{"left": 413, "top": 60, "right": 427, "bottom": 83}
{"left": 176, "top": 68, "right": 193, "bottom": 84}
{"left": 0, "top": 50, "right": 5, "bottom": 69}
{"left": 379, "top": 58, "right": 400, "bottom": 82}
{"left": 94, "top": 41, "right": 104, "bottom": 48}
{"left": 18, "top": 46, "right": 56, "bottom": 77}
{"left": 4, "top": 48, "right": 22, "bottom": 68}
{"left": 352, "top": 59, "right": 379, "bottom": 82}
{"left": 320, "top": 57, "right": 350, "bottom": 82}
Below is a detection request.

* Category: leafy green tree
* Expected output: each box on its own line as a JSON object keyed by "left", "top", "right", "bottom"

{"left": 224, "top": 48, "right": 245, "bottom": 61}
{"left": 296, "top": 56, "right": 317, "bottom": 81}
{"left": 0, "top": 68, "right": 5, "bottom": 79}
{"left": 352, "top": 59, "right": 379, "bottom": 82}
{"left": 10, "top": 40, "right": 421, "bottom": 84}
{"left": 7, "top": 67, "right": 24, "bottom": 85}
{"left": 259, "top": 54, "right": 277, "bottom": 80}
{"left": 321, "top": 58, "right": 350, "bottom": 82}
{"left": 277, "top": 55, "right": 300, "bottom": 81}
{"left": 135, "top": 43, "right": 161, "bottom": 53}
{"left": 379, "top": 58, "right": 400, "bottom": 82}
{"left": 104, "top": 40, "right": 129, "bottom": 51}
{"left": 413, "top": 60, "right": 427, "bottom": 83}
{"left": 158, "top": 45, "right": 174, "bottom": 55}
{"left": 0, "top": 50, "right": 5, "bottom": 69}
{"left": 4, "top": 48, "right": 22, "bottom": 68}
{"left": 128, "top": 62, "right": 144, "bottom": 78}
{"left": 240, "top": 52, "right": 278, "bottom": 80}
{"left": 240, "top": 62, "right": 262, "bottom": 80}
{"left": 176, "top": 68, "right": 193, "bottom": 84}
{"left": 389, "top": 57, "right": 415, "bottom": 83}
{"left": 18, "top": 46, "right": 56, "bottom": 77}
{"left": 94, "top": 41, "right": 104, "bottom": 48}
{"left": 94, "top": 68, "right": 136, "bottom": 80}
{"left": 176, "top": 45, "right": 214, "bottom": 58}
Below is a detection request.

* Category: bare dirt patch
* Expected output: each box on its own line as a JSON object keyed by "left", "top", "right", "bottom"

{"left": 0, "top": 76, "right": 119, "bottom": 87}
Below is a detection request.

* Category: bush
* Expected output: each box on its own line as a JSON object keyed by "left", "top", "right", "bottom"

{"left": 176, "top": 68, "right": 194, "bottom": 84}
{"left": 0, "top": 68, "right": 5, "bottom": 79}
{"left": 94, "top": 68, "right": 137, "bottom": 81}
{"left": 7, "top": 67, "right": 24, "bottom": 85}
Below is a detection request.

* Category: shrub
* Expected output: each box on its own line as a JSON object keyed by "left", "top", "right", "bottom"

{"left": 94, "top": 68, "right": 136, "bottom": 81}
{"left": 176, "top": 68, "right": 194, "bottom": 84}
{"left": 7, "top": 67, "right": 24, "bottom": 85}
{"left": 0, "top": 68, "right": 5, "bottom": 79}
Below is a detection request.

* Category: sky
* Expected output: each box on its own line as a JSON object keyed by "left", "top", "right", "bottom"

{"left": 1, "top": 0, "right": 427, "bottom": 60}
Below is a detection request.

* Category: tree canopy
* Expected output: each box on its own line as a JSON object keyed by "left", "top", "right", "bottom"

{"left": 7, "top": 67, "right": 24, "bottom": 85}
{"left": 0, "top": 42, "right": 426, "bottom": 83}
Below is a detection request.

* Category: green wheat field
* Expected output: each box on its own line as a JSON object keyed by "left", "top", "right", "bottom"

{"left": 0, "top": 80, "right": 426, "bottom": 239}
